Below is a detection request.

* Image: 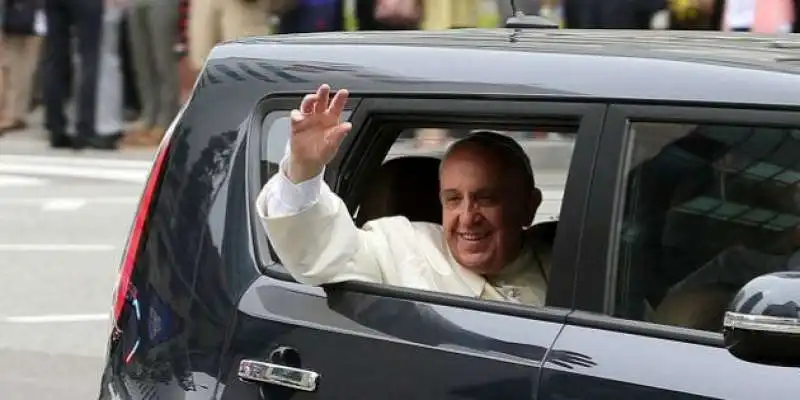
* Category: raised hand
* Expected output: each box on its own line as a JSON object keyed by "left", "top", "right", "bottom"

{"left": 286, "top": 84, "right": 352, "bottom": 183}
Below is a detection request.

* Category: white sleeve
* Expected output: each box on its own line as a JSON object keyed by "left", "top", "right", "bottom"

{"left": 258, "top": 156, "right": 325, "bottom": 217}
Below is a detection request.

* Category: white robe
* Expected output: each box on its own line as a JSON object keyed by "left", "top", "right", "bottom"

{"left": 256, "top": 159, "right": 550, "bottom": 307}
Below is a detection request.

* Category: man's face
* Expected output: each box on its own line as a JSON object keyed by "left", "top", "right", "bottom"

{"left": 439, "top": 145, "right": 540, "bottom": 276}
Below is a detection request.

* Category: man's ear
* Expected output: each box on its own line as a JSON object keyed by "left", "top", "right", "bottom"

{"left": 523, "top": 187, "right": 542, "bottom": 226}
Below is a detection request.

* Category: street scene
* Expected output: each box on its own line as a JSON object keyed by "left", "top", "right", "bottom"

{"left": 1, "top": 0, "right": 799, "bottom": 398}
{"left": 0, "top": 117, "right": 152, "bottom": 399}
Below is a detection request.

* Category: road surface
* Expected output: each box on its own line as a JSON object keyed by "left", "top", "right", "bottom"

{"left": 0, "top": 128, "right": 153, "bottom": 399}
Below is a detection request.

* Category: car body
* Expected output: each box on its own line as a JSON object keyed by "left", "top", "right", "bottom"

{"left": 99, "top": 28, "right": 800, "bottom": 399}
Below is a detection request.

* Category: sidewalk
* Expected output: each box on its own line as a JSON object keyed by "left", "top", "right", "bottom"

{"left": 0, "top": 107, "right": 155, "bottom": 160}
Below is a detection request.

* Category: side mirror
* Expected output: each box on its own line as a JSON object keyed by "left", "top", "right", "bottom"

{"left": 723, "top": 271, "right": 800, "bottom": 367}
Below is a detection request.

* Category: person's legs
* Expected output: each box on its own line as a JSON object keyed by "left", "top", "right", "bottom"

{"left": 1, "top": 35, "right": 42, "bottom": 130}
{"left": 150, "top": 0, "right": 180, "bottom": 132}
{"left": 126, "top": 2, "right": 158, "bottom": 131}
{"left": 188, "top": 0, "right": 219, "bottom": 72}
{"left": 0, "top": 35, "right": 10, "bottom": 126}
{"left": 221, "top": 0, "right": 271, "bottom": 40}
{"left": 71, "top": 0, "right": 104, "bottom": 143}
{"left": 43, "top": 0, "right": 74, "bottom": 147}
{"left": 278, "top": 0, "right": 343, "bottom": 33}
{"left": 119, "top": 11, "right": 141, "bottom": 121}
{"left": 92, "top": 4, "right": 126, "bottom": 148}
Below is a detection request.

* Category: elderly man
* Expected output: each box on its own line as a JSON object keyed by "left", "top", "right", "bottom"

{"left": 257, "top": 84, "right": 551, "bottom": 306}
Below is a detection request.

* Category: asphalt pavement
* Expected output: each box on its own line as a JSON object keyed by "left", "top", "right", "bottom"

{"left": 0, "top": 124, "right": 153, "bottom": 399}
{"left": 0, "top": 120, "right": 570, "bottom": 399}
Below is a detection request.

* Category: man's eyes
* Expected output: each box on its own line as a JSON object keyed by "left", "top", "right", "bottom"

{"left": 442, "top": 195, "right": 498, "bottom": 207}
{"left": 476, "top": 194, "right": 499, "bottom": 206}
{"left": 443, "top": 196, "right": 462, "bottom": 207}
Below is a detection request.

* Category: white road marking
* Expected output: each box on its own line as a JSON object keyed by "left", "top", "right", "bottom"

{"left": 0, "top": 154, "right": 153, "bottom": 169}
{"left": 0, "top": 174, "right": 48, "bottom": 187}
{"left": 0, "top": 244, "right": 116, "bottom": 252}
{"left": 0, "top": 196, "right": 140, "bottom": 205}
{"left": 42, "top": 198, "right": 88, "bottom": 211}
{"left": 0, "top": 163, "right": 146, "bottom": 183}
{"left": 2, "top": 313, "right": 108, "bottom": 324}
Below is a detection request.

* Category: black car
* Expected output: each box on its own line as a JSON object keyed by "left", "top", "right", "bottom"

{"left": 99, "top": 26, "right": 800, "bottom": 399}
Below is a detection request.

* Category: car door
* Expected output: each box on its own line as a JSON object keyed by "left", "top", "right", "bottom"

{"left": 539, "top": 104, "right": 800, "bottom": 399}
{"left": 220, "top": 94, "right": 606, "bottom": 399}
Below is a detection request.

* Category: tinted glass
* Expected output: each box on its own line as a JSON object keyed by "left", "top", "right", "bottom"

{"left": 612, "top": 122, "right": 800, "bottom": 332}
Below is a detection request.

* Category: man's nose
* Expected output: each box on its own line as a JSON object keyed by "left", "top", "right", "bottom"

{"left": 460, "top": 200, "right": 481, "bottom": 224}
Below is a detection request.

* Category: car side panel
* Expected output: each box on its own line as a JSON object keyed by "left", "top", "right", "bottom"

{"left": 99, "top": 59, "right": 271, "bottom": 398}
{"left": 216, "top": 276, "right": 566, "bottom": 399}
{"left": 539, "top": 321, "right": 799, "bottom": 399}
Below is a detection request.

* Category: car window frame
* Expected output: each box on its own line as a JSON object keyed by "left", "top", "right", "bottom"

{"left": 246, "top": 93, "right": 362, "bottom": 277}
{"left": 327, "top": 94, "right": 606, "bottom": 314}
{"left": 247, "top": 91, "right": 608, "bottom": 320}
{"left": 572, "top": 101, "right": 800, "bottom": 346}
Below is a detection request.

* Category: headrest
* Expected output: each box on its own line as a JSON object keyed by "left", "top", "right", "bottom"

{"left": 356, "top": 156, "right": 442, "bottom": 226}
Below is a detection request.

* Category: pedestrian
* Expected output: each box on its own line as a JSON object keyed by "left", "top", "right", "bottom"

{"left": 120, "top": 0, "right": 181, "bottom": 147}
{"left": 0, "top": 0, "right": 45, "bottom": 134}
{"left": 563, "top": 0, "right": 666, "bottom": 29}
{"left": 357, "top": 0, "right": 422, "bottom": 30}
{"left": 187, "top": 0, "right": 278, "bottom": 76}
{"left": 42, "top": 0, "right": 129, "bottom": 149}
{"left": 119, "top": 10, "right": 143, "bottom": 123}
{"left": 90, "top": 2, "right": 127, "bottom": 148}
{"left": 276, "top": 0, "right": 344, "bottom": 34}
{"left": 420, "top": 0, "right": 479, "bottom": 30}
{"left": 719, "top": 0, "right": 797, "bottom": 32}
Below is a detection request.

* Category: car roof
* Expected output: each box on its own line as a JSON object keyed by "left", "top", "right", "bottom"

{"left": 207, "top": 29, "right": 800, "bottom": 107}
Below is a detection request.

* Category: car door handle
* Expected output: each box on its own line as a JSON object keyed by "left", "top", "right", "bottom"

{"left": 238, "top": 359, "right": 320, "bottom": 392}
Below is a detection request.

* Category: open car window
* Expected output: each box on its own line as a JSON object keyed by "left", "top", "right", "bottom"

{"left": 256, "top": 112, "right": 580, "bottom": 295}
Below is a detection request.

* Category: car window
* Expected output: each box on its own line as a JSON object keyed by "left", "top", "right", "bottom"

{"left": 610, "top": 121, "right": 800, "bottom": 333}
{"left": 259, "top": 110, "right": 354, "bottom": 185}
{"left": 255, "top": 106, "right": 586, "bottom": 311}
{"left": 341, "top": 118, "right": 580, "bottom": 309}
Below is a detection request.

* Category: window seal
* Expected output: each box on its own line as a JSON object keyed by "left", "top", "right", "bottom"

{"left": 566, "top": 310, "right": 725, "bottom": 348}
{"left": 324, "top": 280, "right": 571, "bottom": 324}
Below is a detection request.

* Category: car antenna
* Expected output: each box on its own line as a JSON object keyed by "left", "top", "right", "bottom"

{"left": 504, "top": 0, "right": 559, "bottom": 30}
{"left": 510, "top": 0, "right": 520, "bottom": 16}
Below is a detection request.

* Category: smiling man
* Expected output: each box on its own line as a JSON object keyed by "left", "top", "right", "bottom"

{"left": 257, "top": 84, "right": 551, "bottom": 306}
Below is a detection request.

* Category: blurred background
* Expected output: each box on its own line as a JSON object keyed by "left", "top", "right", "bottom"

{"left": 0, "top": 0, "right": 796, "bottom": 398}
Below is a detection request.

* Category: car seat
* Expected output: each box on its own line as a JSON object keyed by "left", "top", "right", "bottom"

{"left": 356, "top": 156, "right": 442, "bottom": 227}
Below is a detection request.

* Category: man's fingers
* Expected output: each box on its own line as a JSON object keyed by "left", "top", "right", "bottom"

{"left": 290, "top": 109, "right": 304, "bottom": 123}
{"left": 327, "top": 89, "right": 349, "bottom": 116}
{"left": 325, "top": 122, "right": 352, "bottom": 146}
{"left": 300, "top": 94, "right": 318, "bottom": 114}
{"left": 314, "top": 85, "right": 331, "bottom": 114}
{"left": 290, "top": 109, "right": 315, "bottom": 132}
